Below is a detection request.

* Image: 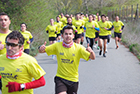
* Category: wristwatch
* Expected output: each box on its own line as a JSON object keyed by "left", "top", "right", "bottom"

{"left": 20, "top": 84, "right": 25, "bottom": 90}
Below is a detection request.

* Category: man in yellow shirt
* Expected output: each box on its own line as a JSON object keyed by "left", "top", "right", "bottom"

{"left": 85, "top": 14, "right": 100, "bottom": 49}
{"left": 46, "top": 18, "right": 58, "bottom": 45}
{"left": 98, "top": 14, "right": 113, "bottom": 57}
{"left": 0, "top": 12, "right": 12, "bottom": 91}
{"left": 19, "top": 23, "right": 33, "bottom": 54}
{"left": 39, "top": 25, "right": 95, "bottom": 94}
{"left": 72, "top": 13, "right": 85, "bottom": 44}
{"left": 60, "top": 13, "right": 67, "bottom": 26}
{"left": 113, "top": 16, "right": 124, "bottom": 49}
{"left": 0, "top": 31, "right": 46, "bottom": 94}
{"left": 54, "top": 16, "right": 63, "bottom": 42}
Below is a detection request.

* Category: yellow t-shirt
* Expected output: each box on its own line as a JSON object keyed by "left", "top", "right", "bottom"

{"left": 0, "top": 53, "right": 46, "bottom": 94}
{"left": 107, "top": 21, "right": 113, "bottom": 35}
{"left": 72, "top": 19, "right": 85, "bottom": 34}
{"left": 60, "top": 17, "right": 67, "bottom": 25}
{"left": 19, "top": 30, "right": 33, "bottom": 49}
{"left": 45, "top": 25, "right": 57, "bottom": 37}
{"left": 85, "top": 21, "right": 99, "bottom": 38}
{"left": 98, "top": 21, "right": 111, "bottom": 36}
{"left": 113, "top": 20, "right": 124, "bottom": 33}
{"left": 45, "top": 42, "right": 90, "bottom": 82}
{"left": 54, "top": 21, "right": 63, "bottom": 34}
{"left": 0, "top": 31, "right": 12, "bottom": 55}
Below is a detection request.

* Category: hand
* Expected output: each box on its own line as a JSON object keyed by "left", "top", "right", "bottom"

{"left": 92, "top": 25, "right": 95, "bottom": 28}
{"left": 98, "top": 31, "right": 101, "bottom": 33}
{"left": 0, "top": 41, "right": 4, "bottom": 50}
{"left": 27, "top": 41, "right": 31, "bottom": 44}
{"left": 86, "top": 44, "right": 93, "bottom": 53}
{"left": 38, "top": 41, "right": 46, "bottom": 53}
{"left": 119, "top": 29, "right": 122, "bottom": 31}
{"left": 6, "top": 82, "right": 22, "bottom": 93}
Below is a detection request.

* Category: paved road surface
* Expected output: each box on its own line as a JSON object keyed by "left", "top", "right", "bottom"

{"left": 34, "top": 39, "right": 140, "bottom": 94}
{"left": 1, "top": 39, "right": 139, "bottom": 94}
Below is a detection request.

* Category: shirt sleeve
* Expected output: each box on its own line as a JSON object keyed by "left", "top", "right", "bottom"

{"left": 27, "top": 58, "right": 46, "bottom": 80}
{"left": 79, "top": 45, "right": 90, "bottom": 61}
{"left": 45, "top": 43, "right": 57, "bottom": 56}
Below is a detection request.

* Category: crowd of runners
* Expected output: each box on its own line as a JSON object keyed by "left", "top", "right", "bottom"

{"left": 0, "top": 11, "right": 124, "bottom": 94}
{"left": 46, "top": 12, "right": 124, "bottom": 58}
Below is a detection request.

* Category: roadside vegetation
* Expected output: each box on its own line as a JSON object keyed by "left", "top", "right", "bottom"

{"left": 0, "top": 0, "right": 140, "bottom": 57}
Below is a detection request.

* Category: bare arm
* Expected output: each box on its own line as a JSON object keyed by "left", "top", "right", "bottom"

{"left": 86, "top": 46, "right": 95, "bottom": 60}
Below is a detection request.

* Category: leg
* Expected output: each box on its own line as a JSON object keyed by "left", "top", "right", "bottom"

{"left": 86, "top": 37, "right": 90, "bottom": 47}
{"left": 98, "top": 38, "right": 102, "bottom": 55}
{"left": 54, "top": 77, "right": 67, "bottom": 94}
{"left": 103, "top": 39, "right": 107, "bottom": 54}
{"left": 115, "top": 37, "right": 119, "bottom": 49}
{"left": 90, "top": 38, "right": 94, "bottom": 50}
{"left": 80, "top": 36, "right": 84, "bottom": 45}
{"left": 67, "top": 82, "right": 79, "bottom": 94}
{"left": 76, "top": 38, "right": 81, "bottom": 44}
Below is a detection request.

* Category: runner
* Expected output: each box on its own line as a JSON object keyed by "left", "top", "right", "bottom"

{"left": 46, "top": 18, "right": 57, "bottom": 45}
{"left": 54, "top": 16, "right": 63, "bottom": 42}
{"left": 80, "top": 14, "right": 86, "bottom": 45}
{"left": 0, "top": 12, "right": 12, "bottom": 91}
{"left": 38, "top": 25, "right": 95, "bottom": 94}
{"left": 19, "top": 23, "right": 33, "bottom": 54}
{"left": 85, "top": 14, "right": 100, "bottom": 49}
{"left": 113, "top": 16, "right": 124, "bottom": 49}
{"left": 60, "top": 13, "right": 67, "bottom": 26}
{"left": 98, "top": 14, "right": 113, "bottom": 57}
{"left": 0, "top": 31, "right": 46, "bottom": 94}
{"left": 105, "top": 16, "right": 113, "bottom": 52}
{"left": 72, "top": 13, "right": 85, "bottom": 44}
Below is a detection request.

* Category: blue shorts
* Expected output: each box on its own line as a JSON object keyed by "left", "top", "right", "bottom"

{"left": 114, "top": 32, "right": 122, "bottom": 38}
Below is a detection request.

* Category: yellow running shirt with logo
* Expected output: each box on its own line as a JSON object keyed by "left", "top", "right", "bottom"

{"left": 0, "top": 31, "right": 12, "bottom": 55}
{"left": 0, "top": 53, "right": 46, "bottom": 94}
{"left": 19, "top": 30, "right": 33, "bottom": 49}
{"left": 85, "top": 21, "right": 99, "bottom": 38}
{"left": 45, "top": 42, "right": 90, "bottom": 82}
{"left": 113, "top": 20, "right": 124, "bottom": 33}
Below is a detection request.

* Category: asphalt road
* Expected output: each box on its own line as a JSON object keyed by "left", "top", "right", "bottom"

{"left": 1, "top": 38, "right": 139, "bottom": 94}
{"left": 33, "top": 39, "right": 140, "bottom": 94}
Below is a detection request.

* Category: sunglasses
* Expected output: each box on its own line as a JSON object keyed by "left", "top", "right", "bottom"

{"left": 5, "top": 41, "right": 21, "bottom": 47}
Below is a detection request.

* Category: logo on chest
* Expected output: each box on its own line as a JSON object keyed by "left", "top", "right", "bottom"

{"left": 16, "top": 68, "right": 22, "bottom": 72}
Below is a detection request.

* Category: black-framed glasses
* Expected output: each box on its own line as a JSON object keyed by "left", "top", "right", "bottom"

{"left": 5, "top": 41, "right": 21, "bottom": 47}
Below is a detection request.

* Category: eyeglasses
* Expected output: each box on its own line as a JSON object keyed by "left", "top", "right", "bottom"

{"left": 5, "top": 41, "right": 21, "bottom": 47}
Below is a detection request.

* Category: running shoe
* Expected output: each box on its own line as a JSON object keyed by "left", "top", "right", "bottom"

{"left": 116, "top": 45, "right": 119, "bottom": 49}
{"left": 97, "top": 46, "right": 100, "bottom": 50}
{"left": 99, "top": 50, "right": 102, "bottom": 55}
{"left": 103, "top": 53, "right": 106, "bottom": 57}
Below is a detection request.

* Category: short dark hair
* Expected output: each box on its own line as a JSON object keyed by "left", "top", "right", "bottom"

{"left": 6, "top": 31, "right": 24, "bottom": 47}
{"left": 20, "top": 23, "right": 27, "bottom": 28}
{"left": 0, "top": 12, "right": 10, "bottom": 19}
{"left": 67, "top": 17, "right": 72, "bottom": 20}
{"left": 101, "top": 14, "right": 106, "bottom": 18}
{"left": 61, "top": 25, "right": 73, "bottom": 34}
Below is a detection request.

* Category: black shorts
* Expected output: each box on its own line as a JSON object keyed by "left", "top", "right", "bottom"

{"left": 114, "top": 32, "right": 122, "bottom": 38}
{"left": 95, "top": 32, "right": 99, "bottom": 38}
{"left": 49, "top": 37, "right": 56, "bottom": 41}
{"left": 57, "top": 34, "right": 61, "bottom": 37}
{"left": 24, "top": 49, "right": 29, "bottom": 54}
{"left": 76, "top": 34, "right": 82, "bottom": 39}
{"left": 99, "top": 36, "right": 108, "bottom": 39}
{"left": 81, "top": 32, "right": 84, "bottom": 37}
{"left": 54, "top": 76, "right": 79, "bottom": 94}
